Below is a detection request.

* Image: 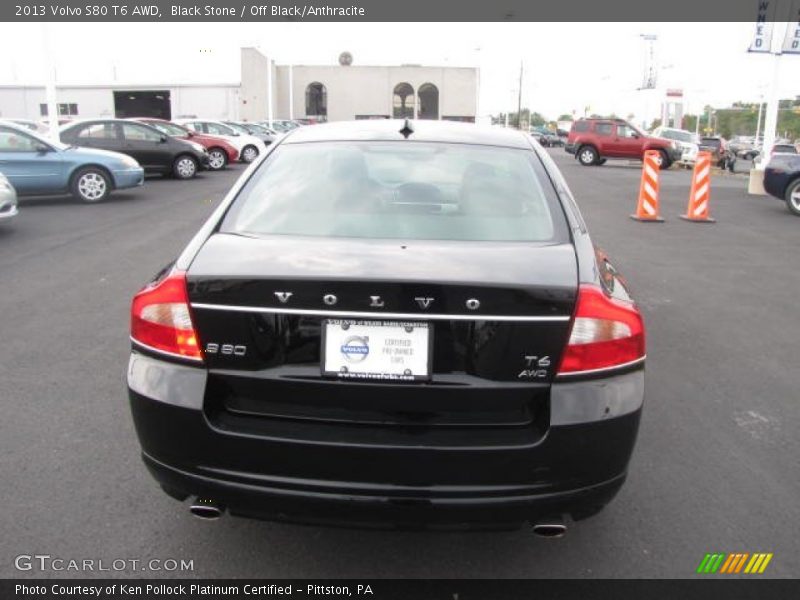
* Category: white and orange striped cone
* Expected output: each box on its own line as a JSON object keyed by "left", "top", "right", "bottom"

{"left": 680, "top": 150, "right": 716, "bottom": 223}
{"left": 630, "top": 149, "right": 665, "bottom": 222}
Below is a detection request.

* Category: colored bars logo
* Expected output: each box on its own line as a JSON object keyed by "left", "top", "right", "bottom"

{"left": 697, "top": 553, "right": 773, "bottom": 574}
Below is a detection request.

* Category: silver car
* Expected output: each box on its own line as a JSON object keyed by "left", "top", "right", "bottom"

{"left": 0, "top": 172, "right": 19, "bottom": 223}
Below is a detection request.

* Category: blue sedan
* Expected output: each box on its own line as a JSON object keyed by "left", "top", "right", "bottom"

{"left": 0, "top": 121, "right": 144, "bottom": 203}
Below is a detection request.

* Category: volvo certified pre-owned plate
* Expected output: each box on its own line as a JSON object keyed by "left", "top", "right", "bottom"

{"left": 322, "top": 320, "right": 432, "bottom": 381}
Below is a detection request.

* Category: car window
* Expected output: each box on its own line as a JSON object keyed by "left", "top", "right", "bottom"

{"left": 77, "top": 123, "right": 118, "bottom": 140}
{"left": 573, "top": 121, "right": 589, "bottom": 132}
{"left": 222, "top": 141, "right": 569, "bottom": 243}
{"left": 616, "top": 125, "right": 638, "bottom": 138}
{"left": 205, "top": 123, "right": 234, "bottom": 136}
{"left": 184, "top": 122, "right": 203, "bottom": 133}
{"left": 122, "top": 123, "right": 162, "bottom": 142}
{"left": 595, "top": 123, "right": 613, "bottom": 136}
{"left": 146, "top": 121, "right": 187, "bottom": 136}
{"left": 0, "top": 126, "right": 41, "bottom": 152}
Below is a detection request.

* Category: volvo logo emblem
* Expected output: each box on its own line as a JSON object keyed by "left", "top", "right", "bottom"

{"left": 340, "top": 335, "right": 370, "bottom": 363}
{"left": 274, "top": 291, "right": 293, "bottom": 304}
{"left": 415, "top": 297, "right": 434, "bottom": 309}
{"left": 369, "top": 296, "right": 385, "bottom": 308}
{"left": 323, "top": 294, "right": 338, "bottom": 306}
{"left": 466, "top": 298, "right": 480, "bottom": 310}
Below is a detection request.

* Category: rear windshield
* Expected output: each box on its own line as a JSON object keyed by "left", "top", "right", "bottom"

{"left": 222, "top": 141, "right": 568, "bottom": 243}
{"left": 700, "top": 138, "right": 722, "bottom": 148}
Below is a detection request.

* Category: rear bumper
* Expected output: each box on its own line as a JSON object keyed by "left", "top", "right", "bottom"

{"left": 143, "top": 450, "right": 627, "bottom": 529}
{"left": 111, "top": 167, "right": 145, "bottom": 189}
{"left": 564, "top": 143, "right": 576, "bottom": 154}
{"left": 127, "top": 352, "right": 644, "bottom": 528}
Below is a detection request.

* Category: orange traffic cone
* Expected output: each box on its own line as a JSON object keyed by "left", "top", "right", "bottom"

{"left": 630, "top": 149, "right": 664, "bottom": 222}
{"left": 681, "top": 151, "right": 716, "bottom": 223}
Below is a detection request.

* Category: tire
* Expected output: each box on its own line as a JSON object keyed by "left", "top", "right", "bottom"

{"left": 173, "top": 155, "right": 198, "bottom": 179}
{"left": 653, "top": 150, "right": 672, "bottom": 170}
{"left": 207, "top": 148, "right": 228, "bottom": 171}
{"left": 785, "top": 179, "right": 800, "bottom": 216}
{"left": 70, "top": 167, "right": 111, "bottom": 203}
{"left": 577, "top": 145, "right": 599, "bottom": 166}
{"left": 597, "top": 158, "right": 607, "bottom": 165}
{"left": 241, "top": 145, "right": 259, "bottom": 163}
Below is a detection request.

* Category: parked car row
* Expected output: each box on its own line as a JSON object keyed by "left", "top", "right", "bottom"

{"left": 0, "top": 117, "right": 308, "bottom": 214}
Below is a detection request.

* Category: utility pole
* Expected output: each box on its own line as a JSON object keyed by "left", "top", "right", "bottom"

{"left": 516, "top": 60, "right": 524, "bottom": 130}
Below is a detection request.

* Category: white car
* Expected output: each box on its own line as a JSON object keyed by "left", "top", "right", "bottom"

{"left": 175, "top": 119, "right": 266, "bottom": 163}
{"left": 651, "top": 126, "right": 699, "bottom": 165}
{"left": 0, "top": 172, "right": 19, "bottom": 224}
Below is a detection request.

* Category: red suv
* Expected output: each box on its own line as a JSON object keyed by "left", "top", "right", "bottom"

{"left": 132, "top": 118, "right": 239, "bottom": 171}
{"left": 566, "top": 118, "right": 681, "bottom": 168}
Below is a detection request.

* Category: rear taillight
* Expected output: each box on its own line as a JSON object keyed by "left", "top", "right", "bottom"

{"left": 557, "top": 284, "right": 645, "bottom": 375}
{"left": 130, "top": 271, "right": 203, "bottom": 361}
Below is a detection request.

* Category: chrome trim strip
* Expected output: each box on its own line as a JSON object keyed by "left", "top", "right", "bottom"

{"left": 130, "top": 337, "right": 204, "bottom": 362}
{"left": 190, "top": 303, "right": 571, "bottom": 322}
{"left": 555, "top": 356, "right": 646, "bottom": 379}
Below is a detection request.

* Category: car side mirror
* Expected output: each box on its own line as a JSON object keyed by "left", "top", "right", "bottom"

{"left": 160, "top": 135, "right": 168, "bottom": 143}
{"left": 187, "top": 131, "right": 195, "bottom": 137}
{"left": 34, "top": 143, "right": 50, "bottom": 153}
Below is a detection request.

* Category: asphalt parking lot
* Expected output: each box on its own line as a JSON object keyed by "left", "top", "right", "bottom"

{"left": 1, "top": 150, "right": 798, "bottom": 579}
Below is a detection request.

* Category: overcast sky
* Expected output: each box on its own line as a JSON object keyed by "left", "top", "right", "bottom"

{"left": 1, "top": 22, "right": 799, "bottom": 124}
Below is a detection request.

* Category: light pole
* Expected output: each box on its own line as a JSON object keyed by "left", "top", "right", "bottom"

{"left": 40, "top": 24, "right": 59, "bottom": 141}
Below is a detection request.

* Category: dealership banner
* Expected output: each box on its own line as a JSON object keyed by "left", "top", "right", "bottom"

{"left": 0, "top": 0, "right": 791, "bottom": 22}
{"left": 2, "top": 579, "right": 799, "bottom": 600}
{"left": 783, "top": 0, "right": 800, "bottom": 53}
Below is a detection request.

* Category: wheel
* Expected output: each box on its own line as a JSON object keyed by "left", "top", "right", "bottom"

{"left": 652, "top": 150, "right": 672, "bottom": 170}
{"left": 785, "top": 179, "right": 800, "bottom": 216}
{"left": 207, "top": 148, "right": 228, "bottom": 171}
{"left": 71, "top": 167, "right": 111, "bottom": 203}
{"left": 577, "top": 146, "right": 599, "bottom": 166}
{"left": 241, "top": 145, "right": 259, "bottom": 163}
{"left": 173, "top": 155, "right": 198, "bottom": 179}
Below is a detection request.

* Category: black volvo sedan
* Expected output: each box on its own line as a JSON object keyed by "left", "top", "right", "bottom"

{"left": 128, "top": 120, "right": 645, "bottom": 533}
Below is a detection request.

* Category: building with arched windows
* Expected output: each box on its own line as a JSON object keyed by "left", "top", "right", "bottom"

{"left": 0, "top": 47, "right": 478, "bottom": 124}
{"left": 242, "top": 48, "right": 478, "bottom": 123}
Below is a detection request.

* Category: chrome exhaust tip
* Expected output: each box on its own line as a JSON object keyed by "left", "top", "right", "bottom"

{"left": 189, "top": 499, "right": 224, "bottom": 520}
{"left": 531, "top": 517, "right": 567, "bottom": 538}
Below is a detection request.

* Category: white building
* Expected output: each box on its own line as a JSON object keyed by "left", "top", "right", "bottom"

{"left": 0, "top": 48, "right": 478, "bottom": 124}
